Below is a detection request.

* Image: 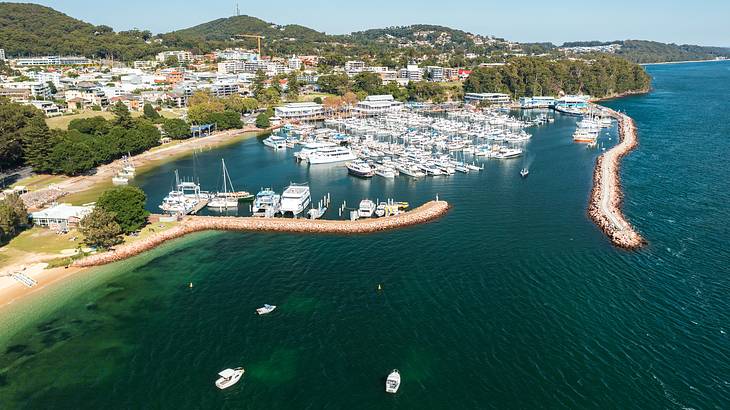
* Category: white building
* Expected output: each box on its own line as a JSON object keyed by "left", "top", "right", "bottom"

{"left": 0, "top": 49, "right": 5, "bottom": 61}
{"left": 27, "top": 71, "right": 62, "bottom": 87}
{"left": 345, "top": 60, "right": 366, "bottom": 74}
{"left": 399, "top": 63, "right": 423, "bottom": 82}
{"left": 275, "top": 102, "right": 324, "bottom": 120}
{"left": 14, "top": 56, "right": 91, "bottom": 66}
{"left": 464, "top": 92, "right": 511, "bottom": 105}
{"left": 133, "top": 60, "right": 157, "bottom": 70}
{"left": 355, "top": 95, "right": 404, "bottom": 116}
{"left": 156, "top": 51, "right": 193, "bottom": 63}
{"left": 425, "top": 66, "right": 444, "bottom": 82}
{"left": 30, "top": 204, "right": 93, "bottom": 231}
{"left": 27, "top": 100, "right": 61, "bottom": 117}
{"left": 288, "top": 55, "right": 302, "bottom": 70}
{"left": 0, "top": 81, "right": 53, "bottom": 99}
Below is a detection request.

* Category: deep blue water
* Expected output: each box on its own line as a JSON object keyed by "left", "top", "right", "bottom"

{"left": 1, "top": 61, "right": 729, "bottom": 409}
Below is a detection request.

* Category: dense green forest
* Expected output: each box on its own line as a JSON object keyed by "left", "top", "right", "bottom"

{"left": 0, "top": 98, "right": 161, "bottom": 175}
{"left": 2, "top": 3, "right": 726, "bottom": 65}
{"left": 561, "top": 40, "right": 730, "bottom": 64}
{"left": 464, "top": 56, "right": 651, "bottom": 98}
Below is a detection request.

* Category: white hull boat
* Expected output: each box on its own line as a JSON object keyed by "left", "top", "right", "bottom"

{"left": 215, "top": 367, "right": 244, "bottom": 389}
{"left": 385, "top": 369, "right": 401, "bottom": 394}
{"left": 256, "top": 304, "right": 276, "bottom": 315}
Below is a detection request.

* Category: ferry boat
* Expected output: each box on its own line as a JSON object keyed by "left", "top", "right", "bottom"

{"left": 358, "top": 199, "right": 376, "bottom": 218}
{"left": 215, "top": 367, "right": 244, "bottom": 389}
{"left": 307, "top": 146, "right": 357, "bottom": 164}
{"left": 280, "top": 183, "right": 311, "bottom": 216}
{"left": 347, "top": 161, "right": 375, "bottom": 178}
{"left": 252, "top": 188, "right": 281, "bottom": 217}
{"left": 263, "top": 135, "right": 287, "bottom": 150}
{"left": 385, "top": 369, "right": 401, "bottom": 394}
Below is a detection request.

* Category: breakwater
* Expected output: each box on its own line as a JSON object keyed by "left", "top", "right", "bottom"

{"left": 588, "top": 107, "right": 646, "bottom": 249}
{"left": 73, "top": 200, "right": 450, "bottom": 267}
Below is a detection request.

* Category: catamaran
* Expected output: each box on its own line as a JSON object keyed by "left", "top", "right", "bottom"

{"left": 207, "top": 159, "right": 239, "bottom": 210}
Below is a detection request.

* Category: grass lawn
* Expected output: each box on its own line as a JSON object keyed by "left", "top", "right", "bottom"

{"left": 46, "top": 111, "right": 141, "bottom": 130}
{"left": 11, "top": 174, "right": 69, "bottom": 190}
{"left": 62, "top": 180, "right": 114, "bottom": 206}
{"left": 125, "top": 220, "right": 177, "bottom": 244}
{"left": 299, "top": 92, "right": 337, "bottom": 102}
{"left": 5, "top": 227, "right": 84, "bottom": 255}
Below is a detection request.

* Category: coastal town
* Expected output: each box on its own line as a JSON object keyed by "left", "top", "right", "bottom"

{"left": 0, "top": 23, "right": 651, "bottom": 301}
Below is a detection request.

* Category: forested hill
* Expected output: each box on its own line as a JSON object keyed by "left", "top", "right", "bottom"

{"left": 562, "top": 40, "right": 730, "bottom": 64}
{"left": 0, "top": 3, "right": 158, "bottom": 60}
{"left": 1, "top": 3, "right": 726, "bottom": 65}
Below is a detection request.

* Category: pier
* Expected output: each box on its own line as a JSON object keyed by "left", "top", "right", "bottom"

{"left": 73, "top": 200, "right": 450, "bottom": 267}
{"left": 588, "top": 106, "right": 646, "bottom": 249}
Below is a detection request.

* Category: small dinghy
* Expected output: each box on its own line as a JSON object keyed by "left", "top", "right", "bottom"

{"left": 385, "top": 369, "right": 401, "bottom": 394}
{"left": 520, "top": 168, "right": 529, "bottom": 178}
{"left": 215, "top": 367, "right": 244, "bottom": 389}
{"left": 256, "top": 304, "right": 276, "bottom": 315}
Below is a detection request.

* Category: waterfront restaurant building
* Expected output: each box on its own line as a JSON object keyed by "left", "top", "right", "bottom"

{"left": 464, "top": 92, "right": 512, "bottom": 106}
{"left": 354, "top": 95, "right": 404, "bottom": 116}
{"left": 30, "top": 204, "right": 93, "bottom": 231}
{"left": 275, "top": 102, "right": 325, "bottom": 121}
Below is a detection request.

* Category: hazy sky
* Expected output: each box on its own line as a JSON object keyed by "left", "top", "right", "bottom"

{"left": 23, "top": 0, "right": 730, "bottom": 46}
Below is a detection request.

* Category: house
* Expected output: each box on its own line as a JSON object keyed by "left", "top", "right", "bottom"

{"left": 30, "top": 204, "right": 93, "bottom": 231}
{"left": 355, "top": 95, "right": 404, "bottom": 116}
{"left": 275, "top": 102, "right": 324, "bottom": 121}
{"left": 27, "top": 100, "right": 62, "bottom": 117}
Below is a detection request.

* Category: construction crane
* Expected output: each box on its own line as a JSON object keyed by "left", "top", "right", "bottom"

{"left": 235, "top": 34, "right": 265, "bottom": 58}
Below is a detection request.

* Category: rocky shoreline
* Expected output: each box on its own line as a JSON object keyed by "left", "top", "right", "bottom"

{"left": 73, "top": 200, "right": 450, "bottom": 267}
{"left": 588, "top": 107, "right": 646, "bottom": 249}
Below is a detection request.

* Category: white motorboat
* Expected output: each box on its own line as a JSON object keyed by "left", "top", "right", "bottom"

{"left": 358, "top": 199, "right": 376, "bottom": 218}
{"left": 491, "top": 147, "right": 523, "bottom": 159}
{"left": 263, "top": 135, "right": 287, "bottom": 150}
{"left": 256, "top": 304, "right": 276, "bottom": 315}
{"left": 280, "top": 183, "right": 311, "bottom": 216}
{"left": 252, "top": 188, "right": 281, "bottom": 217}
{"left": 520, "top": 168, "right": 529, "bottom": 178}
{"left": 385, "top": 369, "right": 401, "bottom": 394}
{"left": 112, "top": 175, "right": 129, "bottom": 185}
{"left": 308, "top": 146, "right": 357, "bottom": 164}
{"left": 374, "top": 165, "right": 397, "bottom": 178}
{"left": 294, "top": 141, "right": 338, "bottom": 161}
{"left": 347, "top": 161, "right": 375, "bottom": 178}
{"left": 215, "top": 367, "right": 244, "bottom": 389}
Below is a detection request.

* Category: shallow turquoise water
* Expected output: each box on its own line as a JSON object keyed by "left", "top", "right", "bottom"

{"left": 1, "top": 61, "right": 729, "bottom": 409}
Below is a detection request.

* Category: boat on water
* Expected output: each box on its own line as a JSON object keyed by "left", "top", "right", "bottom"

{"left": 252, "top": 188, "right": 281, "bottom": 217}
{"left": 112, "top": 175, "right": 129, "bottom": 185}
{"left": 293, "top": 141, "right": 338, "bottom": 161}
{"left": 256, "top": 304, "right": 276, "bottom": 315}
{"left": 385, "top": 369, "right": 401, "bottom": 394}
{"left": 491, "top": 147, "right": 523, "bottom": 159}
{"left": 263, "top": 135, "right": 287, "bottom": 150}
{"left": 374, "top": 165, "right": 397, "bottom": 178}
{"left": 520, "top": 168, "right": 529, "bottom": 178}
{"left": 358, "top": 199, "right": 376, "bottom": 218}
{"left": 280, "top": 183, "right": 311, "bottom": 216}
{"left": 207, "top": 159, "right": 239, "bottom": 210}
{"left": 307, "top": 146, "right": 357, "bottom": 164}
{"left": 347, "top": 161, "right": 375, "bottom": 178}
{"left": 159, "top": 170, "right": 211, "bottom": 215}
{"left": 215, "top": 367, "right": 244, "bottom": 389}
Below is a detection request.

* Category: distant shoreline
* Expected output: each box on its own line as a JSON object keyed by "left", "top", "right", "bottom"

{"left": 641, "top": 58, "right": 728, "bottom": 66}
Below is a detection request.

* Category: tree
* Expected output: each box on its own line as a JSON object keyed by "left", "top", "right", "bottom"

{"left": 252, "top": 69, "right": 267, "bottom": 97}
{"left": 96, "top": 186, "right": 148, "bottom": 233}
{"left": 255, "top": 113, "right": 270, "bottom": 129}
{"left": 143, "top": 103, "right": 160, "bottom": 121}
{"left": 162, "top": 118, "right": 190, "bottom": 139}
{"left": 286, "top": 72, "right": 301, "bottom": 101}
{"left": 164, "top": 55, "right": 179, "bottom": 67}
{"left": 0, "top": 97, "right": 49, "bottom": 170}
{"left": 313, "top": 96, "right": 323, "bottom": 104}
{"left": 0, "top": 193, "right": 28, "bottom": 244}
{"left": 21, "top": 123, "right": 54, "bottom": 172}
{"left": 46, "top": 81, "right": 57, "bottom": 95}
{"left": 110, "top": 101, "right": 133, "bottom": 128}
{"left": 352, "top": 72, "right": 382, "bottom": 95}
{"left": 79, "top": 208, "right": 123, "bottom": 250}
{"left": 316, "top": 73, "right": 350, "bottom": 95}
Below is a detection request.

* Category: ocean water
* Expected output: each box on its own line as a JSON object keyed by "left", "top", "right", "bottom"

{"left": 1, "top": 61, "right": 729, "bottom": 409}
